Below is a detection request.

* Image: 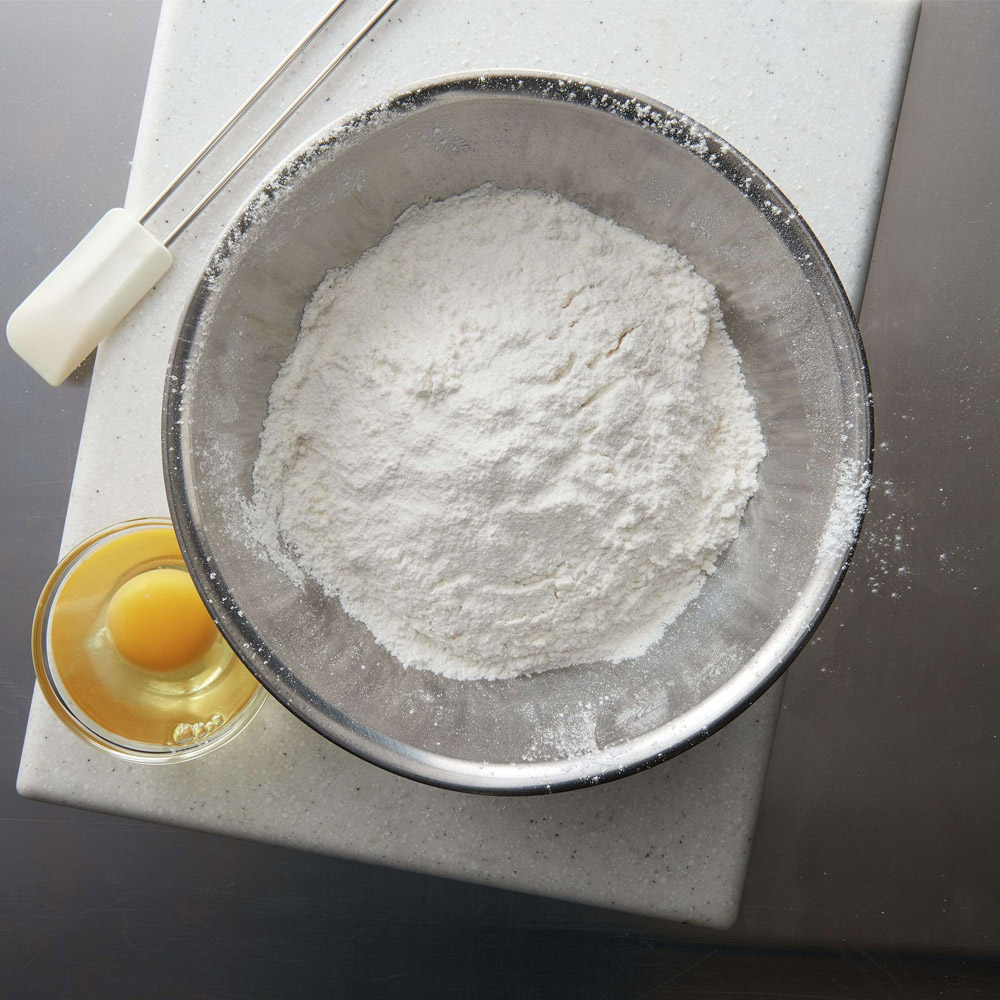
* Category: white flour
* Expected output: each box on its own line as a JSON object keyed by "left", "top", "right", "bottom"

{"left": 250, "top": 186, "right": 765, "bottom": 680}
{"left": 818, "top": 458, "right": 871, "bottom": 567}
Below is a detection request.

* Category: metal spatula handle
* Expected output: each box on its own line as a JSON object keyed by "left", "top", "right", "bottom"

{"left": 7, "top": 0, "right": 400, "bottom": 386}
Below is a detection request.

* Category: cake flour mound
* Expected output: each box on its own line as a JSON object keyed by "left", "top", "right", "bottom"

{"left": 250, "top": 186, "right": 765, "bottom": 680}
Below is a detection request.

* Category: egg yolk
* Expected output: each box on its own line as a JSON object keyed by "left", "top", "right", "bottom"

{"left": 105, "top": 568, "right": 218, "bottom": 672}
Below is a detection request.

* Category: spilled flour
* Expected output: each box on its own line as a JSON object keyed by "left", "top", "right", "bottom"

{"left": 249, "top": 186, "right": 766, "bottom": 680}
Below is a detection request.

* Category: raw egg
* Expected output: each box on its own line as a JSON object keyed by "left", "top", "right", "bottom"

{"left": 38, "top": 521, "right": 260, "bottom": 749}
{"left": 106, "top": 567, "right": 218, "bottom": 672}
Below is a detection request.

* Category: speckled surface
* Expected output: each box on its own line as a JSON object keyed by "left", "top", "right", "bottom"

{"left": 17, "top": 0, "right": 918, "bottom": 927}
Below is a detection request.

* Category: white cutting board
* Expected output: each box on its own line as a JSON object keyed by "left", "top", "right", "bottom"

{"left": 17, "top": 0, "right": 918, "bottom": 928}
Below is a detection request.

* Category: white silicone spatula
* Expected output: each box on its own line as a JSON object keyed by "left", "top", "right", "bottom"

{"left": 6, "top": 0, "right": 399, "bottom": 386}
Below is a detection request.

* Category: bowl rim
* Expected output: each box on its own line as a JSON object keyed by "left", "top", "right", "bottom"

{"left": 163, "top": 70, "right": 874, "bottom": 794}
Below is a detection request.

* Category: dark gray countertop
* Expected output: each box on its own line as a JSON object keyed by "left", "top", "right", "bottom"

{"left": 2, "top": 1, "right": 998, "bottom": 996}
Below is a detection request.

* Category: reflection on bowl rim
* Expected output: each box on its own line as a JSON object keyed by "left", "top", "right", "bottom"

{"left": 31, "top": 517, "right": 267, "bottom": 764}
{"left": 164, "top": 71, "right": 874, "bottom": 793}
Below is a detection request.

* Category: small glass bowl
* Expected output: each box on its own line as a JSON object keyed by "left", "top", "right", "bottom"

{"left": 31, "top": 517, "right": 268, "bottom": 763}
